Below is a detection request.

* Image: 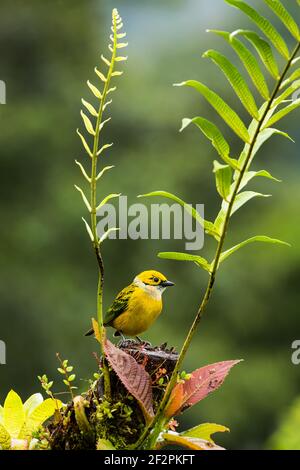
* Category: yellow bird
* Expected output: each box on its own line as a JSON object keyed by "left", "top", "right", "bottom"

{"left": 86, "top": 270, "right": 174, "bottom": 341}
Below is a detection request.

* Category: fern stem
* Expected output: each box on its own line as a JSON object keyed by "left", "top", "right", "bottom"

{"left": 90, "top": 10, "right": 118, "bottom": 400}
{"left": 135, "top": 39, "right": 300, "bottom": 450}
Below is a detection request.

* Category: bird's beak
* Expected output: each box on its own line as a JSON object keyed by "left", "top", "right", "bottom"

{"left": 161, "top": 280, "right": 175, "bottom": 287}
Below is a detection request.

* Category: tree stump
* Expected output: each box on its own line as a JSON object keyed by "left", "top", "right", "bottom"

{"left": 48, "top": 342, "right": 178, "bottom": 450}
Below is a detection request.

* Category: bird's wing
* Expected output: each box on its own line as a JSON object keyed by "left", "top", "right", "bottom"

{"left": 104, "top": 284, "right": 136, "bottom": 326}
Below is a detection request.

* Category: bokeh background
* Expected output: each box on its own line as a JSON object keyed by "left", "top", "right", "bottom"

{"left": 1, "top": 0, "right": 300, "bottom": 450}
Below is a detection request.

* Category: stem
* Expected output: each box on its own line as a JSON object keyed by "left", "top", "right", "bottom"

{"left": 135, "top": 40, "right": 300, "bottom": 450}
{"left": 89, "top": 12, "right": 119, "bottom": 400}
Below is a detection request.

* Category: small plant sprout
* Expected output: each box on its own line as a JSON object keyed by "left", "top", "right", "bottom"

{"left": 75, "top": 8, "right": 127, "bottom": 399}
{"left": 38, "top": 374, "right": 54, "bottom": 399}
{"left": 56, "top": 354, "right": 77, "bottom": 399}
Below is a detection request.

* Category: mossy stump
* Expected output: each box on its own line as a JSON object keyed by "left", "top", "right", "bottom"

{"left": 48, "top": 342, "right": 178, "bottom": 450}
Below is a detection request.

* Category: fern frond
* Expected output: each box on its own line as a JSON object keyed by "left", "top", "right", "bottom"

{"left": 273, "top": 79, "right": 300, "bottom": 107}
{"left": 208, "top": 30, "right": 270, "bottom": 100}
{"left": 233, "top": 29, "right": 279, "bottom": 79}
{"left": 263, "top": 0, "right": 300, "bottom": 41}
{"left": 203, "top": 49, "right": 259, "bottom": 119}
{"left": 226, "top": 0, "right": 290, "bottom": 59}
{"left": 264, "top": 98, "right": 300, "bottom": 127}
{"left": 180, "top": 117, "right": 239, "bottom": 170}
{"left": 280, "top": 68, "right": 300, "bottom": 88}
{"left": 175, "top": 80, "right": 250, "bottom": 142}
{"left": 76, "top": 8, "right": 127, "bottom": 246}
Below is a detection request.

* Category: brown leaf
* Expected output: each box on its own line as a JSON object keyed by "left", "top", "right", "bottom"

{"left": 104, "top": 339, "right": 154, "bottom": 421}
{"left": 161, "top": 433, "right": 225, "bottom": 450}
{"left": 167, "top": 360, "right": 242, "bottom": 416}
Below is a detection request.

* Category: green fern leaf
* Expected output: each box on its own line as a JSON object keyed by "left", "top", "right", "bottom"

{"left": 138, "top": 191, "right": 217, "bottom": 236}
{"left": 263, "top": 0, "right": 300, "bottom": 41}
{"left": 213, "top": 161, "right": 232, "bottom": 200}
{"left": 175, "top": 80, "right": 250, "bottom": 143}
{"left": 239, "top": 126, "right": 293, "bottom": 168}
{"left": 238, "top": 169, "right": 281, "bottom": 191}
{"left": 264, "top": 99, "right": 300, "bottom": 127}
{"left": 233, "top": 29, "right": 279, "bottom": 79}
{"left": 226, "top": 0, "right": 290, "bottom": 59}
{"left": 219, "top": 235, "right": 290, "bottom": 263}
{"left": 280, "top": 69, "right": 300, "bottom": 89}
{"left": 203, "top": 49, "right": 259, "bottom": 119}
{"left": 214, "top": 191, "right": 271, "bottom": 235}
{"left": 208, "top": 30, "right": 270, "bottom": 100}
{"left": 232, "top": 191, "right": 271, "bottom": 214}
{"left": 158, "top": 252, "right": 211, "bottom": 272}
{"left": 273, "top": 80, "right": 300, "bottom": 107}
{"left": 180, "top": 117, "right": 239, "bottom": 170}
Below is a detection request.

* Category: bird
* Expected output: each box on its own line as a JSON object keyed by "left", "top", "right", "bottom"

{"left": 85, "top": 270, "right": 175, "bottom": 341}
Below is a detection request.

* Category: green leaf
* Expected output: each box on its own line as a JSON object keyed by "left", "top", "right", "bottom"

{"left": 214, "top": 192, "right": 270, "bottom": 236}
{"left": 160, "top": 433, "right": 225, "bottom": 450}
{"left": 280, "top": 69, "right": 300, "bottom": 89}
{"left": 96, "top": 165, "right": 114, "bottom": 180}
{"left": 20, "top": 399, "right": 62, "bottom": 439}
{"left": 138, "top": 191, "right": 217, "bottom": 237}
{"left": 96, "top": 193, "right": 121, "bottom": 211}
{"left": 3, "top": 390, "right": 25, "bottom": 439}
{"left": 76, "top": 129, "right": 93, "bottom": 158}
{"left": 80, "top": 110, "right": 95, "bottom": 136}
{"left": 99, "top": 227, "right": 120, "bottom": 244}
{"left": 181, "top": 423, "right": 229, "bottom": 442}
{"left": 97, "top": 438, "right": 116, "bottom": 450}
{"left": 264, "top": 99, "right": 300, "bottom": 127}
{"left": 263, "top": 0, "right": 300, "bottom": 41}
{"left": 213, "top": 161, "right": 232, "bottom": 200}
{"left": 203, "top": 49, "right": 259, "bottom": 119}
{"left": 81, "top": 98, "right": 98, "bottom": 117}
{"left": 23, "top": 394, "right": 43, "bottom": 418}
{"left": 219, "top": 236, "right": 290, "bottom": 263}
{"left": 87, "top": 80, "right": 102, "bottom": 99}
{"left": 239, "top": 169, "right": 281, "bottom": 191}
{"left": 226, "top": 0, "right": 290, "bottom": 59}
{"left": 158, "top": 252, "right": 211, "bottom": 272}
{"left": 239, "top": 126, "right": 294, "bottom": 168}
{"left": 74, "top": 185, "right": 92, "bottom": 212}
{"left": 82, "top": 217, "right": 94, "bottom": 242}
{"left": 208, "top": 30, "right": 270, "bottom": 100}
{"left": 180, "top": 117, "right": 239, "bottom": 169}
{"left": 233, "top": 29, "right": 279, "bottom": 79}
{"left": 175, "top": 80, "right": 250, "bottom": 143}
{"left": 273, "top": 80, "right": 300, "bottom": 107}
{"left": 0, "top": 424, "right": 11, "bottom": 450}
{"left": 232, "top": 191, "right": 271, "bottom": 214}
{"left": 75, "top": 160, "right": 91, "bottom": 183}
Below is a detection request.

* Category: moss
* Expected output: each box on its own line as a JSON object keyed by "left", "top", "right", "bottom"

{"left": 46, "top": 342, "right": 178, "bottom": 450}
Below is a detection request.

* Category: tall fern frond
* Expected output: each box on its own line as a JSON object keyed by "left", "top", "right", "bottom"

{"left": 76, "top": 8, "right": 127, "bottom": 246}
{"left": 75, "top": 9, "right": 127, "bottom": 398}
{"left": 137, "top": 1, "right": 300, "bottom": 447}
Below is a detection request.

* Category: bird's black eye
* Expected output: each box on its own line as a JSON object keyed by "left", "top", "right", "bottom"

{"left": 153, "top": 277, "right": 159, "bottom": 283}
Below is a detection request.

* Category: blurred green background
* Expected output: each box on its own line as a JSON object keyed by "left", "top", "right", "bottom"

{"left": 1, "top": 0, "right": 300, "bottom": 450}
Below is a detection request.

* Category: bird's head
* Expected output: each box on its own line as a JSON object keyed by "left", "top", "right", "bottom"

{"left": 134, "top": 270, "right": 175, "bottom": 297}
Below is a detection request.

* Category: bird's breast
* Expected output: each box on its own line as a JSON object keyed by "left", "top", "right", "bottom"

{"left": 112, "top": 289, "right": 162, "bottom": 336}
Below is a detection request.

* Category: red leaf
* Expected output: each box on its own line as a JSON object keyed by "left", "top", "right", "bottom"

{"left": 104, "top": 339, "right": 154, "bottom": 421}
{"left": 167, "top": 360, "right": 242, "bottom": 416}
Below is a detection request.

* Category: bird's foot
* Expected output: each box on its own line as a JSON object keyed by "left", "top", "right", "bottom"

{"left": 135, "top": 336, "right": 152, "bottom": 348}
